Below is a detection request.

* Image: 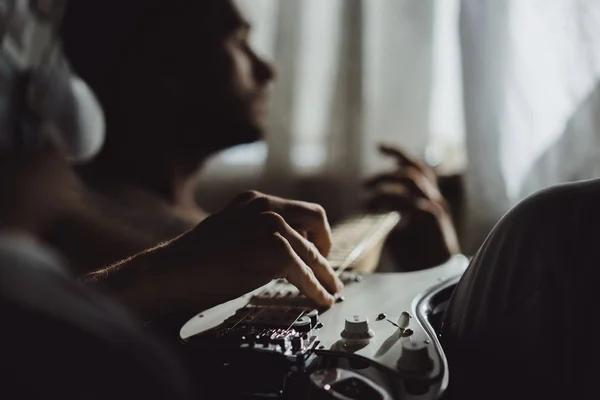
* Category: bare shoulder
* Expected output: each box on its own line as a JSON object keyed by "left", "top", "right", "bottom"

{"left": 491, "top": 179, "right": 600, "bottom": 237}
{"left": 42, "top": 189, "right": 157, "bottom": 274}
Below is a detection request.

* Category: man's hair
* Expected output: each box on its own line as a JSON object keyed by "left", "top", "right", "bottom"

{"left": 61, "top": 0, "right": 232, "bottom": 110}
{"left": 61, "top": 0, "right": 238, "bottom": 156}
{"left": 62, "top": 1, "right": 164, "bottom": 111}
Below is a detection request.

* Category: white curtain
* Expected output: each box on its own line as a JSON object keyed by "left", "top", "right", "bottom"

{"left": 199, "top": 0, "right": 600, "bottom": 252}
{"left": 201, "top": 0, "right": 465, "bottom": 222}
{"left": 461, "top": 0, "right": 600, "bottom": 251}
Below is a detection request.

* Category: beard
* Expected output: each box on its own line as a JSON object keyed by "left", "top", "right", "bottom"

{"left": 177, "top": 108, "right": 264, "bottom": 158}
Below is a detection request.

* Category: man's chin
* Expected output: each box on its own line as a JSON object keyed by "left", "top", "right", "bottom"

{"left": 241, "top": 119, "right": 266, "bottom": 143}
{"left": 214, "top": 122, "right": 264, "bottom": 151}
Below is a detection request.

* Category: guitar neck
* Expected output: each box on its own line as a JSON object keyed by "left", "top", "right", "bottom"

{"left": 328, "top": 212, "right": 400, "bottom": 274}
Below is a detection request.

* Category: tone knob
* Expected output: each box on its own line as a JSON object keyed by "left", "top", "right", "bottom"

{"left": 341, "top": 315, "right": 374, "bottom": 343}
{"left": 396, "top": 341, "right": 433, "bottom": 373}
{"left": 293, "top": 316, "right": 312, "bottom": 333}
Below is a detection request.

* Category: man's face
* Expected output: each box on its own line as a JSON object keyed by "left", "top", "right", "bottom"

{"left": 222, "top": 2, "right": 275, "bottom": 133}
{"left": 171, "top": 0, "right": 276, "bottom": 153}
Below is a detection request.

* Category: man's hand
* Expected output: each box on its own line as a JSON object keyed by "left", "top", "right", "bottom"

{"left": 365, "top": 144, "right": 460, "bottom": 270}
{"left": 172, "top": 191, "right": 343, "bottom": 309}
{"left": 85, "top": 191, "right": 343, "bottom": 321}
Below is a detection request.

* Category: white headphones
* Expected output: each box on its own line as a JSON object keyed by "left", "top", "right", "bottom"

{"left": 0, "top": 0, "right": 105, "bottom": 162}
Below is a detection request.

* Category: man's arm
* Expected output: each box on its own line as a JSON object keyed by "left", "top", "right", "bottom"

{"left": 81, "top": 238, "right": 185, "bottom": 321}
{"left": 80, "top": 233, "right": 247, "bottom": 321}
{"left": 80, "top": 191, "right": 343, "bottom": 322}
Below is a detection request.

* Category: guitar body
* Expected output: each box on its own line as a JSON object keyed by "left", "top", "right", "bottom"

{"left": 179, "top": 255, "right": 469, "bottom": 399}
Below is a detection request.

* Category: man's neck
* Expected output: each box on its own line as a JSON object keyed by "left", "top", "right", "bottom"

{"left": 85, "top": 149, "right": 207, "bottom": 213}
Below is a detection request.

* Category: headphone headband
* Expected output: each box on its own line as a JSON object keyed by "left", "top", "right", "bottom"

{"left": 0, "top": 0, "right": 105, "bottom": 162}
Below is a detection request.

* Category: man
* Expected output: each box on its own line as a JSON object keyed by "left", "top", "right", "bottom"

{"left": 0, "top": 2, "right": 341, "bottom": 398}
{"left": 2, "top": 157, "right": 341, "bottom": 399}
{"left": 51, "top": 0, "right": 460, "bottom": 273}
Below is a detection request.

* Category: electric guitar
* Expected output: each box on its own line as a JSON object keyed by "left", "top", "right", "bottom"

{"left": 177, "top": 212, "right": 468, "bottom": 400}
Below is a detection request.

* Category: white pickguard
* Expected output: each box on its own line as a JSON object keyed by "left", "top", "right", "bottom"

{"left": 180, "top": 255, "right": 469, "bottom": 379}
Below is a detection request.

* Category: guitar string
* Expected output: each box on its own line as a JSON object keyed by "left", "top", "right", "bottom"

{"left": 222, "top": 298, "right": 273, "bottom": 335}
{"left": 223, "top": 218, "right": 370, "bottom": 333}
{"left": 222, "top": 287, "right": 294, "bottom": 335}
{"left": 283, "top": 309, "right": 307, "bottom": 334}
{"left": 221, "top": 214, "right": 395, "bottom": 335}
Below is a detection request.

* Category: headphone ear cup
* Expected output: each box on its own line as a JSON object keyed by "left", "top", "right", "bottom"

{"left": 0, "top": 0, "right": 105, "bottom": 160}
{"left": 27, "top": 62, "right": 105, "bottom": 162}
{"left": 67, "top": 75, "right": 105, "bottom": 162}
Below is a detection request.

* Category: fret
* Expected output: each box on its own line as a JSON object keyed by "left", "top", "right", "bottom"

{"left": 328, "top": 212, "right": 400, "bottom": 272}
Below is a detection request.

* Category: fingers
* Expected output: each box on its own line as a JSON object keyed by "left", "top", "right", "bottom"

{"left": 364, "top": 173, "right": 427, "bottom": 199}
{"left": 261, "top": 212, "right": 343, "bottom": 295}
{"left": 378, "top": 143, "right": 438, "bottom": 184}
{"left": 367, "top": 195, "right": 460, "bottom": 256}
{"left": 379, "top": 144, "right": 420, "bottom": 169}
{"left": 365, "top": 167, "right": 444, "bottom": 206}
{"left": 224, "top": 190, "right": 262, "bottom": 210}
{"left": 365, "top": 190, "right": 448, "bottom": 218}
{"left": 220, "top": 191, "right": 340, "bottom": 308}
{"left": 365, "top": 192, "right": 421, "bottom": 214}
{"left": 282, "top": 202, "right": 332, "bottom": 257}
{"left": 271, "top": 232, "right": 336, "bottom": 308}
{"left": 245, "top": 195, "right": 333, "bottom": 257}
{"left": 281, "top": 222, "right": 343, "bottom": 295}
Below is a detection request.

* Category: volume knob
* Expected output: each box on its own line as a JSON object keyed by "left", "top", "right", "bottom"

{"left": 341, "top": 315, "right": 374, "bottom": 344}
{"left": 293, "top": 316, "right": 312, "bottom": 333}
{"left": 397, "top": 341, "right": 433, "bottom": 373}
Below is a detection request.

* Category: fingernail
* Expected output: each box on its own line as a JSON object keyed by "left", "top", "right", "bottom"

{"left": 321, "top": 290, "right": 335, "bottom": 306}
{"left": 326, "top": 294, "right": 336, "bottom": 306}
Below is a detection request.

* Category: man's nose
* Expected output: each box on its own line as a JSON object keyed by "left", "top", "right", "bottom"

{"left": 254, "top": 55, "right": 276, "bottom": 85}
